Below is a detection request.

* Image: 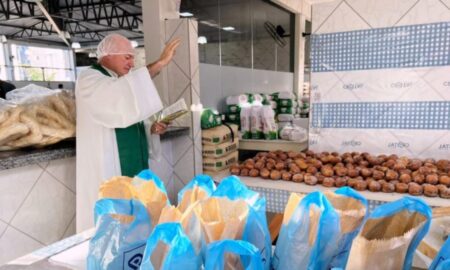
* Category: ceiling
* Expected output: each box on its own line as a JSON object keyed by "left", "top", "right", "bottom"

{"left": 0, "top": 0, "right": 292, "bottom": 47}
{"left": 0, "top": 0, "right": 143, "bottom": 46}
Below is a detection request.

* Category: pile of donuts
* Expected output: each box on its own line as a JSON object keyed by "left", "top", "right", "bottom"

{"left": 229, "top": 150, "right": 450, "bottom": 198}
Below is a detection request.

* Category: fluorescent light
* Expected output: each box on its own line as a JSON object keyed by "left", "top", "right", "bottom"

{"left": 197, "top": 36, "right": 207, "bottom": 45}
{"left": 130, "top": 40, "right": 138, "bottom": 48}
{"left": 222, "top": 26, "right": 235, "bottom": 31}
{"left": 71, "top": 42, "right": 81, "bottom": 49}
{"left": 179, "top": 12, "right": 194, "bottom": 17}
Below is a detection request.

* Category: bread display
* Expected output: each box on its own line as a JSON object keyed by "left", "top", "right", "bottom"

{"left": 0, "top": 91, "right": 76, "bottom": 150}
{"left": 230, "top": 150, "right": 450, "bottom": 199}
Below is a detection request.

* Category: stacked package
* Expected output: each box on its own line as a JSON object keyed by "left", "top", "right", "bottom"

{"left": 226, "top": 94, "right": 277, "bottom": 140}
{"left": 275, "top": 91, "right": 296, "bottom": 127}
{"left": 241, "top": 104, "right": 277, "bottom": 140}
{"left": 202, "top": 124, "right": 239, "bottom": 175}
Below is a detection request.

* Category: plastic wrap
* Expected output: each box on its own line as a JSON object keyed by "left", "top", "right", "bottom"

{"left": 0, "top": 84, "right": 75, "bottom": 150}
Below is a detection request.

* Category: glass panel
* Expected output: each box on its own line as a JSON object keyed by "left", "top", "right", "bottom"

{"left": 181, "top": 0, "right": 220, "bottom": 65}
{"left": 10, "top": 44, "right": 74, "bottom": 81}
{"left": 0, "top": 42, "right": 6, "bottom": 80}
{"left": 219, "top": 0, "right": 252, "bottom": 68}
{"left": 252, "top": 0, "right": 276, "bottom": 71}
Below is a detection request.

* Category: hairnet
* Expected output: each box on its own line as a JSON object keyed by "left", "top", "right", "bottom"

{"left": 96, "top": 34, "right": 135, "bottom": 60}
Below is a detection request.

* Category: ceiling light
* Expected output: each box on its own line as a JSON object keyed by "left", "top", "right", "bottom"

{"left": 131, "top": 40, "right": 138, "bottom": 48}
{"left": 197, "top": 36, "right": 207, "bottom": 44}
{"left": 179, "top": 12, "right": 194, "bottom": 17}
{"left": 71, "top": 42, "right": 81, "bottom": 49}
{"left": 222, "top": 26, "right": 235, "bottom": 31}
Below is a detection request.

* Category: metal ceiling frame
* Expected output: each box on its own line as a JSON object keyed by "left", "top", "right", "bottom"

{"left": 0, "top": 0, "right": 143, "bottom": 45}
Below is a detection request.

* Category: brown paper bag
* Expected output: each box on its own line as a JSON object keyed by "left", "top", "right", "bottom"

{"left": 346, "top": 210, "right": 428, "bottom": 270}
{"left": 194, "top": 197, "right": 249, "bottom": 244}
{"left": 178, "top": 185, "right": 210, "bottom": 213}
{"left": 324, "top": 192, "right": 367, "bottom": 234}
{"left": 158, "top": 202, "right": 203, "bottom": 253}
{"left": 99, "top": 176, "right": 168, "bottom": 227}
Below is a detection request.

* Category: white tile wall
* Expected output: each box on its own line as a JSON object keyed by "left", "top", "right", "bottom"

{"left": 10, "top": 171, "right": 76, "bottom": 245}
{"left": 0, "top": 165, "right": 42, "bottom": 222}
{"left": 395, "top": 0, "right": 450, "bottom": 26}
{"left": 147, "top": 18, "right": 202, "bottom": 202}
{"left": 45, "top": 157, "right": 76, "bottom": 193}
{"left": 314, "top": 1, "right": 371, "bottom": 34}
{"left": 0, "top": 157, "right": 76, "bottom": 266}
{"left": 312, "top": 0, "right": 450, "bottom": 33}
{"left": 0, "top": 226, "right": 44, "bottom": 265}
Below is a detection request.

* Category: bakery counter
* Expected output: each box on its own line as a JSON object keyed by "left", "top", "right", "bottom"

{"left": 0, "top": 139, "right": 75, "bottom": 171}
{"left": 212, "top": 171, "right": 450, "bottom": 213}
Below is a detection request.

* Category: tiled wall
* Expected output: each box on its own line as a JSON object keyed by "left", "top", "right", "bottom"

{"left": 309, "top": 0, "right": 450, "bottom": 158}
{"left": 0, "top": 158, "right": 76, "bottom": 265}
{"left": 272, "top": 0, "right": 311, "bottom": 19}
{"left": 147, "top": 19, "right": 202, "bottom": 204}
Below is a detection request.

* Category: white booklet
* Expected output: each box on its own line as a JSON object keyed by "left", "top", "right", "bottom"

{"left": 157, "top": 98, "right": 189, "bottom": 123}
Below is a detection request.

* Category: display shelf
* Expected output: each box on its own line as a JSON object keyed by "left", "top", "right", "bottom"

{"left": 213, "top": 171, "right": 450, "bottom": 213}
{"left": 238, "top": 139, "right": 308, "bottom": 152}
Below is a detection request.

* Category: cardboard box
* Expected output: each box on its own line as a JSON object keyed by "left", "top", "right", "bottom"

{"left": 203, "top": 140, "right": 239, "bottom": 158}
{"left": 202, "top": 124, "right": 239, "bottom": 145}
{"left": 203, "top": 151, "right": 238, "bottom": 172}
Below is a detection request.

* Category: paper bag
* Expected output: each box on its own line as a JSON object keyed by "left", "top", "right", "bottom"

{"left": 194, "top": 197, "right": 249, "bottom": 244}
{"left": 325, "top": 187, "right": 368, "bottom": 269}
{"left": 178, "top": 174, "right": 216, "bottom": 212}
{"left": 140, "top": 222, "right": 199, "bottom": 270}
{"left": 205, "top": 240, "right": 264, "bottom": 270}
{"left": 272, "top": 191, "right": 340, "bottom": 270}
{"left": 346, "top": 197, "right": 431, "bottom": 270}
{"left": 87, "top": 199, "right": 151, "bottom": 270}
{"left": 212, "top": 176, "right": 272, "bottom": 270}
{"left": 99, "top": 169, "right": 169, "bottom": 230}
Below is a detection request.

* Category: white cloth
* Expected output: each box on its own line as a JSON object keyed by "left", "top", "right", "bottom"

{"left": 75, "top": 66, "right": 163, "bottom": 232}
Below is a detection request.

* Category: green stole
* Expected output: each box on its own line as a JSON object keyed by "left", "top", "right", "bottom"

{"left": 91, "top": 63, "right": 149, "bottom": 177}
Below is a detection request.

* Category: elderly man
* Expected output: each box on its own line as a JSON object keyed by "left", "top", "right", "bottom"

{"left": 75, "top": 34, "right": 180, "bottom": 232}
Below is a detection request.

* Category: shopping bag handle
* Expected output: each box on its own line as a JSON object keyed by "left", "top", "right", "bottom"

{"left": 94, "top": 198, "right": 151, "bottom": 228}
{"left": 205, "top": 240, "right": 264, "bottom": 270}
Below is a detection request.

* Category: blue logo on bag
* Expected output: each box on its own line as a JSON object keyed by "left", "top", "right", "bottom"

{"left": 123, "top": 244, "right": 145, "bottom": 270}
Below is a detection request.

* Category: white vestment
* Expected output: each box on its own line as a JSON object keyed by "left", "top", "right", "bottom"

{"left": 75, "top": 66, "right": 163, "bottom": 232}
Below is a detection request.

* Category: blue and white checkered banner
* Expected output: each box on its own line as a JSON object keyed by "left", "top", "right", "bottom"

{"left": 310, "top": 22, "right": 450, "bottom": 159}
{"left": 311, "top": 22, "right": 450, "bottom": 72}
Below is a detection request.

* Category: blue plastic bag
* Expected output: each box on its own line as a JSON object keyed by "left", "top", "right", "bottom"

{"left": 346, "top": 196, "right": 431, "bottom": 270}
{"left": 430, "top": 237, "right": 450, "bottom": 270}
{"left": 178, "top": 174, "right": 216, "bottom": 207}
{"left": 205, "top": 240, "right": 264, "bottom": 270}
{"left": 436, "top": 260, "right": 450, "bottom": 270}
{"left": 328, "top": 187, "right": 368, "bottom": 269}
{"left": 212, "top": 176, "right": 271, "bottom": 270}
{"left": 273, "top": 191, "right": 340, "bottom": 270}
{"left": 136, "top": 169, "right": 169, "bottom": 195}
{"left": 140, "top": 222, "right": 199, "bottom": 270}
{"left": 87, "top": 199, "right": 152, "bottom": 270}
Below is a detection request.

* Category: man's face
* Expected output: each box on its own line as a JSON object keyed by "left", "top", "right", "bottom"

{"left": 102, "top": 53, "right": 135, "bottom": 76}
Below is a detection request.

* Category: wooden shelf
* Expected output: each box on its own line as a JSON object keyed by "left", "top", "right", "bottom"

{"left": 238, "top": 139, "right": 308, "bottom": 152}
